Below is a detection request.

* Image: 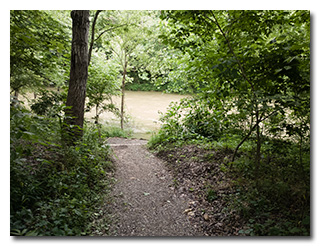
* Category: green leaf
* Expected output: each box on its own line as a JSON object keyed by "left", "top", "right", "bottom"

{"left": 275, "top": 68, "right": 283, "bottom": 74}
{"left": 302, "top": 216, "right": 310, "bottom": 225}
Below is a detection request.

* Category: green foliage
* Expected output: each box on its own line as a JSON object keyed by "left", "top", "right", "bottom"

{"left": 149, "top": 97, "right": 229, "bottom": 149}
{"left": 125, "top": 70, "right": 167, "bottom": 91}
{"left": 10, "top": 102, "right": 113, "bottom": 236}
{"left": 159, "top": 10, "right": 310, "bottom": 163}
{"left": 10, "top": 10, "right": 70, "bottom": 95}
{"left": 230, "top": 182, "right": 309, "bottom": 236}
{"left": 100, "top": 125, "right": 133, "bottom": 138}
{"left": 86, "top": 51, "right": 121, "bottom": 123}
{"left": 206, "top": 189, "right": 217, "bottom": 203}
{"left": 30, "top": 89, "right": 67, "bottom": 117}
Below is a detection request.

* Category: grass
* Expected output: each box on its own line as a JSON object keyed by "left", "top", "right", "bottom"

{"left": 100, "top": 124, "right": 133, "bottom": 138}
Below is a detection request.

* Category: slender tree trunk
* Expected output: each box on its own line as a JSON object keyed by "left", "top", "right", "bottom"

{"left": 120, "top": 59, "right": 128, "bottom": 130}
{"left": 299, "top": 133, "right": 304, "bottom": 179}
{"left": 95, "top": 103, "right": 99, "bottom": 124}
{"left": 14, "top": 89, "right": 19, "bottom": 99}
{"left": 11, "top": 89, "right": 20, "bottom": 106}
{"left": 95, "top": 104, "right": 102, "bottom": 138}
{"left": 255, "top": 109, "right": 261, "bottom": 182}
{"left": 231, "top": 110, "right": 278, "bottom": 163}
{"left": 88, "top": 10, "right": 102, "bottom": 66}
{"left": 232, "top": 124, "right": 255, "bottom": 162}
{"left": 63, "top": 10, "right": 90, "bottom": 145}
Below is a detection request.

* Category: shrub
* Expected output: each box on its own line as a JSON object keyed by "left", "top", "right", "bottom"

{"left": 149, "top": 97, "right": 229, "bottom": 151}
{"left": 10, "top": 101, "right": 114, "bottom": 236}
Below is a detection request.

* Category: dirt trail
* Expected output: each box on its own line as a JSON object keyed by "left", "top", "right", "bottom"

{"left": 107, "top": 137, "right": 202, "bottom": 236}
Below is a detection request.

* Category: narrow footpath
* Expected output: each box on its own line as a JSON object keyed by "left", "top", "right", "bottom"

{"left": 107, "top": 137, "right": 202, "bottom": 236}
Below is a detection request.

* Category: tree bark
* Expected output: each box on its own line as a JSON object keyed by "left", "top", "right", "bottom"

{"left": 63, "top": 10, "right": 90, "bottom": 145}
{"left": 231, "top": 121, "right": 257, "bottom": 162}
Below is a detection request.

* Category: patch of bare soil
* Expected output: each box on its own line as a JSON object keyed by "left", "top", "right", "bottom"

{"left": 155, "top": 145, "right": 246, "bottom": 236}
{"left": 106, "top": 138, "right": 203, "bottom": 236}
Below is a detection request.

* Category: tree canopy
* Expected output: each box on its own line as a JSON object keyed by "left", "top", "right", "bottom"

{"left": 10, "top": 10, "right": 71, "bottom": 96}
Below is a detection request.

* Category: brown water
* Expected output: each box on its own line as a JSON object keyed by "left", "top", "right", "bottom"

{"left": 85, "top": 91, "right": 188, "bottom": 139}
{"left": 20, "top": 90, "right": 187, "bottom": 140}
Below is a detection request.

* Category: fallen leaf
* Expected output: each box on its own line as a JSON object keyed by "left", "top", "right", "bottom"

{"left": 203, "top": 213, "right": 209, "bottom": 221}
{"left": 188, "top": 211, "right": 195, "bottom": 217}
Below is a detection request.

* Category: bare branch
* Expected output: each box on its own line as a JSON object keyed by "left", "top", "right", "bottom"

{"left": 88, "top": 10, "right": 103, "bottom": 66}
{"left": 94, "top": 24, "right": 128, "bottom": 42}
{"left": 231, "top": 108, "right": 279, "bottom": 162}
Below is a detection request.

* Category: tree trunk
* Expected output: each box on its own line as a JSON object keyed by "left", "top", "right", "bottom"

{"left": 255, "top": 110, "right": 261, "bottom": 182}
{"left": 120, "top": 59, "right": 128, "bottom": 130}
{"left": 88, "top": 10, "right": 102, "bottom": 66}
{"left": 63, "top": 10, "right": 90, "bottom": 145}
{"left": 95, "top": 103, "right": 100, "bottom": 125}
{"left": 14, "top": 89, "right": 19, "bottom": 101}
{"left": 11, "top": 89, "right": 19, "bottom": 106}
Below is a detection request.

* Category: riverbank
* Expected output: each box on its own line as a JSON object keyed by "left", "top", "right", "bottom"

{"left": 19, "top": 90, "right": 187, "bottom": 140}
{"left": 85, "top": 91, "right": 188, "bottom": 139}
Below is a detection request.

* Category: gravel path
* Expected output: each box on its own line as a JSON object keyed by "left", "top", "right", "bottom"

{"left": 107, "top": 137, "right": 202, "bottom": 236}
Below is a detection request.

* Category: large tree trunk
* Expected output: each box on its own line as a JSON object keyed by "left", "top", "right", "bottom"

{"left": 63, "top": 10, "right": 90, "bottom": 145}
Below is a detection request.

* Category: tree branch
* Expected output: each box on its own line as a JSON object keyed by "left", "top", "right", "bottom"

{"left": 208, "top": 11, "right": 255, "bottom": 92}
{"left": 231, "top": 108, "right": 279, "bottom": 162}
{"left": 94, "top": 24, "right": 128, "bottom": 42}
{"left": 88, "top": 10, "right": 102, "bottom": 66}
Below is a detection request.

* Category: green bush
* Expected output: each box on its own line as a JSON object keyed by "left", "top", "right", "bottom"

{"left": 100, "top": 125, "right": 133, "bottom": 138}
{"left": 149, "top": 95, "right": 310, "bottom": 236}
{"left": 30, "top": 89, "right": 66, "bottom": 117}
{"left": 10, "top": 101, "right": 114, "bottom": 236}
{"left": 149, "top": 97, "right": 228, "bottom": 150}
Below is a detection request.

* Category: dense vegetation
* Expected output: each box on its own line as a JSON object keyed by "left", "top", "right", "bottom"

{"left": 10, "top": 10, "right": 131, "bottom": 236}
{"left": 10, "top": 10, "right": 310, "bottom": 236}
{"left": 10, "top": 102, "right": 116, "bottom": 235}
{"left": 149, "top": 10, "right": 310, "bottom": 236}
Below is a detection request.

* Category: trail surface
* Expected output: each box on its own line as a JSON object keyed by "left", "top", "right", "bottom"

{"left": 107, "top": 137, "right": 201, "bottom": 236}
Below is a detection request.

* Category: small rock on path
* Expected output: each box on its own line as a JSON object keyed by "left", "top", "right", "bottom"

{"left": 107, "top": 137, "right": 202, "bottom": 236}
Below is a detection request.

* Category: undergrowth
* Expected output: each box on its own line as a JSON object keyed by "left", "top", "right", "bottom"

{"left": 10, "top": 100, "right": 117, "bottom": 236}
{"left": 148, "top": 98, "right": 310, "bottom": 236}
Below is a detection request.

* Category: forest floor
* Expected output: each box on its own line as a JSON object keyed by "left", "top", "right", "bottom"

{"left": 101, "top": 137, "right": 245, "bottom": 236}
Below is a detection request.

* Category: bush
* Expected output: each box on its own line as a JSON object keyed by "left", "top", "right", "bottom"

{"left": 30, "top": 89, "right": 66, "bottom": 117}
{"left": 10, "top": 101, "right": 114, "bottom": 236}
{"left": 226, "top": 135, "right": 310, "bottom": 236}
{"left": 149, "top": 97, "right": 228, "bottom": 150}
{"left": 149, "top": 95, "right": 310, "bottom": 236}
